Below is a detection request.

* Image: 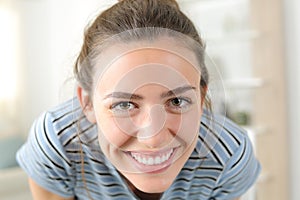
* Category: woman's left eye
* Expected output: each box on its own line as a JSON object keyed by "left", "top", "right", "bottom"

{"left": 166, "top": 97, "right": 192, "bottom": 113}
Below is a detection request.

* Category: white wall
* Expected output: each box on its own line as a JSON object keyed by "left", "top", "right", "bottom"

{"left": 11, "top": 0, "right": 116, "bottom": 133}
{"left": 283, "top": 1, "right": 300, "bottom": 200}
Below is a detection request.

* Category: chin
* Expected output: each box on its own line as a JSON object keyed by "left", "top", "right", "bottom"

{"left": 133, "top": 179, "right": 172, "bottom": 193}
{"left": 121, "top": 167, "right": 178, "bottom": 194}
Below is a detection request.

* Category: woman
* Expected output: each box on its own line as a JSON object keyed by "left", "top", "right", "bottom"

{"left": 17, "top": 0, "right": 260, "bottom": 199}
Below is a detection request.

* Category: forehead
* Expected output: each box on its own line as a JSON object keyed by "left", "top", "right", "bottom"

{"left": 93, "top": 39, "right": 201, "bottom": 95}
{"left": 106, "top": 47, "right": 198, "bottom": 74}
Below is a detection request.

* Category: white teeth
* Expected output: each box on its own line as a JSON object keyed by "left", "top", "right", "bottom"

{"left": 130, "top": 149, "right": 174, "bottom": 166}
{"left": 148, "top": 157, "right": 154, "bottom": 165}
{"left": 142, "top": 157, "right": 147, "bottom": 164}
{"left": 154, "top": 156, "right": 161, "bottom": 165}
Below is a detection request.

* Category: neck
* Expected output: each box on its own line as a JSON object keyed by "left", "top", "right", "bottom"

{"left": 130, "top": 187, "right": 163, "bottom": 200}
{"left": 119, "top": 172, "right": 163, "bottom": 200}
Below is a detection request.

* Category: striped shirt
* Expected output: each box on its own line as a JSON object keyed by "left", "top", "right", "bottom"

{"left": 17, "top": 97, "right": 261, "bottom": 200}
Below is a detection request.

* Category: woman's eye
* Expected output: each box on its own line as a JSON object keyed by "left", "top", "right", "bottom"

{"left": 111, "top": 101, "right": 137, "bottom": 113}
{"left": 166, "top": 97, "right": 192, "bottom": 113}
{"left": 171, "top": 98, "right": 183, "bottom": 106}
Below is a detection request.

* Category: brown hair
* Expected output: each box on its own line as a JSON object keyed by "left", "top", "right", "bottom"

{"left": 74, "top": 0, "right": 210, "bottom": 109}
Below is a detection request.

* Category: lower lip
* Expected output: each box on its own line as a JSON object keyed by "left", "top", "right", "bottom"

{"left": 126, "top": 148, "right": 178, "bottom": 174}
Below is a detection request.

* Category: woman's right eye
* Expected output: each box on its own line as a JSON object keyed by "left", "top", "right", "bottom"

{"left": 110, "top": 101, "right": 138, "bottom": 113}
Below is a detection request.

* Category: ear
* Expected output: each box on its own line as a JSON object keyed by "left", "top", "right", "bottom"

{"left": 77, "top": 86, "right": 96, "bottom": 123}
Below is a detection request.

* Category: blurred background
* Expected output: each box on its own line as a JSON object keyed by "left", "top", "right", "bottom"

{"left": 0, "top": 0, "right": 299, "bottom": 199}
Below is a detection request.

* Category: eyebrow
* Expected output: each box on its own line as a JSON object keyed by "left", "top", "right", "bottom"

{"left": 103, "top": 92, "right": 143, "bottom": 100}
{"left": 103, "top": 85, "right": 196, "bottom": 100}
{"left": 161, "top": 85, "right": 196, "bottom": 98}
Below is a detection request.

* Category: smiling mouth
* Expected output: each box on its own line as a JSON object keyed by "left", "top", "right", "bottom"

{"left": 130, "top": 148, "right": 174, "bottom": 166}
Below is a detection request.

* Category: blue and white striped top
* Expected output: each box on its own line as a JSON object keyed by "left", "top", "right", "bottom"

{"left": 17, "top": 97, "right": 261, "bottom": 200}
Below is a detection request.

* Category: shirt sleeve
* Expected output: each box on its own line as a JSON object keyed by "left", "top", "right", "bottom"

{"left": 16, "top": 112, "right": 75, "bottom": 198}
{"left": 211, "top": 131, "right": 261, "bottom": 199}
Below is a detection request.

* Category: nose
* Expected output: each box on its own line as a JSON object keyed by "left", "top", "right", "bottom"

{"left": 136, "top": 104, "right": 171, "bottom": 148}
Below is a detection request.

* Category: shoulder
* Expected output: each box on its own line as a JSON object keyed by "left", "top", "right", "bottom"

{"left": 16, "top": 98, "right": 87, "bottom": 197}
{"left": 197, "top": 113, "right": 251, "bottom": 167}
{"left": 17, "top": 97, "right": 97, "bottom": 172}
{"left": 45, "top": 97, "right": 97, "bottom": 147}
{"left": 196, "top": 113, "right": 261, "bottom": 198}
{"left": 46, "top": 97, "right": 82, "bottom": 136}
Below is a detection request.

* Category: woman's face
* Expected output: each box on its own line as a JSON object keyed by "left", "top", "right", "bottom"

{"left": 84, "top": 39, "right": 204, "bottom": 193}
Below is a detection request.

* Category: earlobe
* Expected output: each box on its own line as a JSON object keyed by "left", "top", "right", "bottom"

{"left": 77, "top": 86, "right": 96, "bottom": 123}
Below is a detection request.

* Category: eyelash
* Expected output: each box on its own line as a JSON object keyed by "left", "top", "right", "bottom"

{"left": 110, "top": 101, "right": 139, "bottom": 112}
{"left": 110, "top": 97, "right": 193, "bottom": 115}
{"left": 166, "top": 97, "right": 193, "bottom": 113}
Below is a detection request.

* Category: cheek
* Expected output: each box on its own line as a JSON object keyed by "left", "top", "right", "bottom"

{"left": 168, "top": 107, "right": 202, "bottom": 144}
{"left": 95, "top": 111, "right": 132, "bottom": 149}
